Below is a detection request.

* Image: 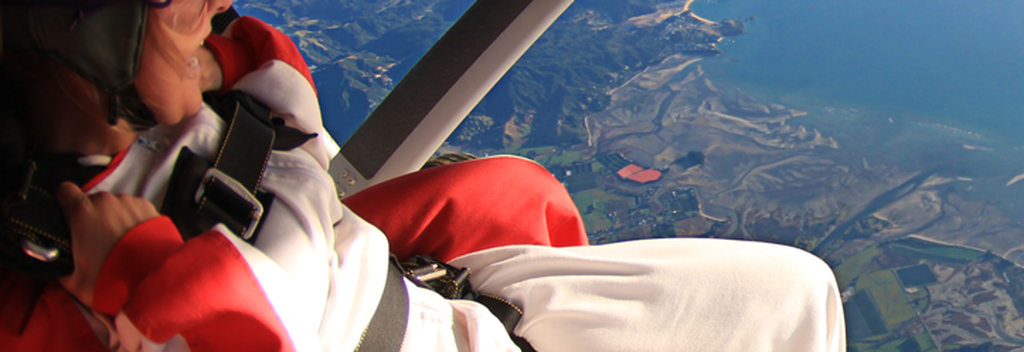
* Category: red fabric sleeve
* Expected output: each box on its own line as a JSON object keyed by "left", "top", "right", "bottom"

{"left": 343, "top": 157, "right": 590, "bottom": 263}
{"left": 93, "top": 216, "right": 184, "bottom": 316}
{"left": 0, "top": 268, "right": 107, "bottom": 352}
{"left": 122, "top": 230, "right": 294, "bottom": 352}
{"left": 0, "top": 216, "right": 183, "bottom": 351}
{"left": 204, "top": 16, "right": 316, "bottom": 95}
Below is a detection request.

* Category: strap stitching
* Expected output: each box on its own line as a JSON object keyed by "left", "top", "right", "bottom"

{"left": 354, "top": 325, "right": 370, "bottom": 352}
{"left": 200, "top": 103, "right": 239, "bottom": 213}
{"left": 252, "top": 132, "right": 273, "bottom": 193}
{"left": 29, "top": 185, "right": 51, "bottom": 197}
{"left": 479, "top": 293, "right": 523, "bottom": 315}
{"left": 9, "top": 219, "right": 70, "bottom": 251}
{"left": 201, "top": 101, "right": 274, "bottom": 228}
{"left": 211, "top": 102, "right": 240, "bottom": 169}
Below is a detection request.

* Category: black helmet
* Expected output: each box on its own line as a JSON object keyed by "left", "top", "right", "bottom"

{"left": 3, "top": 0, "right": 159, "bottom": 127}
{"left": 0, "top": 0, "right": 161, "bottom": 278}
{"left": 0, "top": 0, "right": 239, "bottom": 278}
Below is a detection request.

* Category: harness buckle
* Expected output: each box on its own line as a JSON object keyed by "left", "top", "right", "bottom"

{"left": 22, "top": 239, "right": 59, "bottom": 262}
{"left": 400, "top": 255, "right": 474, "bottom": 299}
{"left": 194, "top": 168, "right": 264, "bottom": 240}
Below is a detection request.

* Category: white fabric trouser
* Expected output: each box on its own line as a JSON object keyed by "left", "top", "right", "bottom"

{"left": 450, "top": 238, "right": 846, "bottom": 352}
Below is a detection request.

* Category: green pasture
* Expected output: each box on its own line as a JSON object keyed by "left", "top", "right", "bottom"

{"left": 906, "top": 287, "right": 930, "bottom": 313}
{"left": 914, "top": 333, "right": 938, "bottom": 351}
{"left": 887, "top": 237, "right": 986, "bottom": 263}
{"left": 536, "top": 150, "right": 583, "bottom": 166}
{"left": 582, "top": 211, "right": 614, "bottom": 233}
{"left": 571, "top": 190, "right": 596, "bottom": 210}
{"left": 573, "top": 189, "right": 637, "bottom": 233}
{"left": 850, "top": 334, "right": 937, "bottom": 352}
{"left": 832, "top": 246, "right": 882, "bottom": 288}
{"left": 859, "top": 270, "right": 918, "bottom": 329}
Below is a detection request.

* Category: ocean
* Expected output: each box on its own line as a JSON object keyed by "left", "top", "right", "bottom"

{"left": 690, "top": 0, "right": 1024, "bottom": 145}
{"left": 688, "top": 0, "right": 1024, "bottom": 217}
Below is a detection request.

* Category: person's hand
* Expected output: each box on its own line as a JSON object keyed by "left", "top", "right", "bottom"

{"left": 55, "top": 182, "right": 159, "bottom": 307}
{"left": 196, "top": 45, "right": 224, "bottom": 93}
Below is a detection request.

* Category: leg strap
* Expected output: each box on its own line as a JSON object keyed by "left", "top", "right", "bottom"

{"left": 355, "top": 257, "right": 409, "bottom": 351}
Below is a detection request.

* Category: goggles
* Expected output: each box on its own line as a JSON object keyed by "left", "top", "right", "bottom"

{"left": 2, "top": 0, "right": 214, "bottom": 93}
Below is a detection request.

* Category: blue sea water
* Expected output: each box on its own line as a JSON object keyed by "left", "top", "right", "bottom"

{"left": 690, "top": 0, "right": 1024, "bottom": 145}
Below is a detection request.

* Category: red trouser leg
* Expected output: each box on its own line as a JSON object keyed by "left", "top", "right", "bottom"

{"left": 343, "top": 156, "right": 589, "bottom": 262}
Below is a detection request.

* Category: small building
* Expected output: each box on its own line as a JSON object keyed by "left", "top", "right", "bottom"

{"left": 616, "top": 164, "right": 644, "bottom": 178}
{"left": 563, "top": 172, "right": 601, "bottom": 193}
{"left": 627, "top": 169, "right": 662, "bottom": 184}
{"left": 615, "top": 164, "right": 662, "bottom": 184}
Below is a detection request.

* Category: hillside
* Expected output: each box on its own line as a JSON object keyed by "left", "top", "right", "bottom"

{"left": 234, "top": 0, "right": 744, "bottom": 142}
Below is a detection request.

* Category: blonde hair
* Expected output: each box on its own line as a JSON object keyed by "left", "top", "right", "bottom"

{"left": 132, "top": 3, "right": 210, "bottom": 116}
{"left": 145, "top": 4, "right": 207, "bottom": 78}
{"left": 4, "top": 1, "right": 214, "bottom": 131}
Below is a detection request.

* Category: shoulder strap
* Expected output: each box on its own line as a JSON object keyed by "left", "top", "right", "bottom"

{"left": 162, "top": 91, "right": 277, "bottom": 242}
{"left": 1, "top": 153, "right": 116, "bottom": 279}
{"left": 0, "top": 161, "right": 75, "bottom": 278}
{"left": 181, "top": 92, "right": 413, "bottom": 351}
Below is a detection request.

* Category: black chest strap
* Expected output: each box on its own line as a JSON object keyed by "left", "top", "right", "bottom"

{"left": 1, "top": 153, "right": 122, "bottom": 278}
{"left": 162, "top": 91, "right": 285, "bottom": 242}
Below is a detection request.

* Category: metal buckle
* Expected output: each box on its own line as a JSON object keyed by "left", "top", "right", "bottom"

{"left": 194, "top": 168, "right": 263, "bottom": 240}
{"left": 406, "top": 262, "right": 450, "bottom": 283}
{"left": 22, "top": 239, "right": 59, "bottom": 262}
{"left": 400, "top": 255, "right": 473, "bottom": 299}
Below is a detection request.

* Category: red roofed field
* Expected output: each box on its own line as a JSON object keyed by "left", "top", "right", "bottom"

{"left": 627, "top": 169, "right": 662, "bottom": 183}
{"left": 616, "top": 164, "right": 644, "bottom": 178}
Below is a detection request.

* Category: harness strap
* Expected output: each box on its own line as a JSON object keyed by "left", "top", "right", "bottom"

{"left": 356, "top": 257, "right": 410, "bottom": 352}
{"left": 474, "top": 295, "right": 537, "bottom": 352}
{"left": 209, "top": 98, "right": 275, "bottom": 195}
{"left": 162, "top": 91, "right": 276, "bottom": 242}
{"left": 398, "top": 255, "right": 536, "bottom": 351}
{"left": 1, "top": 154, "right": 110, "bottom": 278}
{"left": 0, "top": 162, "right": 74, "bottom": 278}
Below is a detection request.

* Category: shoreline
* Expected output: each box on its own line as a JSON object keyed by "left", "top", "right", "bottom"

{"left": 627, "top": 0, "right": 717, "bottom": 27}
{"left": 681, "top": 0, "right": 717, "bottom": 24}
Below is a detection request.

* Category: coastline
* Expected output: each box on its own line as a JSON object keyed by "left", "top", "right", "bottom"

{"left": 681, "top": 0, "right": 717, "bottom": 24}
{"left": 626, "top": 0, "right": 717, "bottom": 27}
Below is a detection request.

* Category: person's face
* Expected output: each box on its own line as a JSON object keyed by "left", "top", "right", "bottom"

{"left": 134, "top": 0, "right": 232, "bottom": 126}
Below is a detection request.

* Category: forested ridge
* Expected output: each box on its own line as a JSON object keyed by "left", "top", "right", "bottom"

{"left": 236, "top": 0, "right": 742, "bottom": 144}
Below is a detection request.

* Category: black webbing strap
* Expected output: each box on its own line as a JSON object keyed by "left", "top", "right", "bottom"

{"left": 162, "top": 92, "right": 276, "bottom": 242}
{"left": 0, "top": 162, "right": 74, "bottom": 278}
{"left": 396, "top": 255, "right": 536, "bottom": 351}
{"left": 196, "top": 98, "right": 275, "bottom": 240}
{"left": 474, "top": 295, "right": 536, "bottom": 352}
{"left": 474, "top": 295, "right": 523, "bottom": 334}
{"left": 208, "top": 100, "right": 275, "bottom": 195}
{"left": 0, "top": 153, "right": 112, "bottom": 278}
{"left": 356, "top": 257, "right": 409, "bottom": 352}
